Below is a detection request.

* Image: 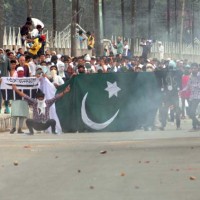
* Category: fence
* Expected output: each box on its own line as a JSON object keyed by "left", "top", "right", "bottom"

{"left": 3, "top": 26, "right": 200, "bottom": 62}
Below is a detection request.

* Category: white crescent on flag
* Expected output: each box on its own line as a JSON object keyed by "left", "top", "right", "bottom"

{"left": 81, "top": 92, "right": 120, "bottom": 130}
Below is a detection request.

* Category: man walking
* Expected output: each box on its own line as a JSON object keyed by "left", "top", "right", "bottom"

{"left": 180, "top": 63, "right": 200, "bottom": 131}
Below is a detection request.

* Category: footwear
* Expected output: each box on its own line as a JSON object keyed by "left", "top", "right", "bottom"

{"left": 159, "top": 127, "right": 165, "bottom": 131}
{"left": 26, "top": 132, "right": 34, "bottom": 135}
{"left": 18, "top": 129, "right": 24, "bottom": 134}
{"left": 188, "top": 128, "right": 198, "bottom": 132}
{"left": 10, "top": 128, "right": 16, "bottom": 134}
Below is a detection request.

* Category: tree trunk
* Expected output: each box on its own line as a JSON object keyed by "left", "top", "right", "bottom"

{"left": 148, "top": 0, "right": 151, "bottom": 39}
{"left": 76, "top": 0, "right": 79, "bottom": 24}
{"left": 121, "top": 0, "right": 125, "bottom": 39}
{"left": 174, "top": 0, "right": 177, "bottom": 42}
{"left": 94, "top": 0, "right": 103, "bottom": 56}
{"left": 130, "top": 0, "right": 136, "bottom": 54}
{"left": 180, "top": 0, "right": 185, "bottom": 56}
{"left": 71, "top": 0, "right": 77, "bottom": 57}
{"left": 27, "top": 0, "right": 32, "bottom": 17}
{"left": 52, "top": 0, "right": 56, "bottom": 39}
{"left": 192, "top": 1, "right": 194, "bottom": 47}
{"left": 102, "top": 0, "right": 105, "bottom": 37}
{"left": 0, "top": 0, "right": 4, "bottom": 48}
{"left": 167, "top": 0, "right": 170, "bottom": 41}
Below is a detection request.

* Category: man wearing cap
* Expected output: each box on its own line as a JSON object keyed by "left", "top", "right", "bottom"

{"left": 10, "top": 67, "right": 29, "bottom": 134}
{"left": 12, "top": 83, "right": 70, "bottom": 135}
{"left": 84, "top": 54, "right": 92, "bottom": 73}
{"left": 56, "top": 54, "right": 65, "bottom": 79}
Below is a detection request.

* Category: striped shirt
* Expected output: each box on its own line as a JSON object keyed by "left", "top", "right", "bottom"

{"left": 24, "top": 95, "right": 59, "bottom": 122}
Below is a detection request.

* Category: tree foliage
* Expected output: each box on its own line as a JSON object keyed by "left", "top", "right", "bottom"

{"left": 2, "top": 0, "right": 200, "bottom": 42}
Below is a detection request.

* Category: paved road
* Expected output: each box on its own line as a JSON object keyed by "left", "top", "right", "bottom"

{"left": 1, "top": 119, "right": 200, "bottom": 200}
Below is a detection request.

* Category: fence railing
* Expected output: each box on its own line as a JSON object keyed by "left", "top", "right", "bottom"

{"left": 3, "top": 26, "right": 200, "bottom": 61}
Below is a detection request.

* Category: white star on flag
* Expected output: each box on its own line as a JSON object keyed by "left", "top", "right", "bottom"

{"left": 105, "top": 81, "right": 121, "bottom": 98}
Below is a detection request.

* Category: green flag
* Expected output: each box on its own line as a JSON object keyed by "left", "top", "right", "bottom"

{"left": 56, "top": 72, "right": 161, "bottom": 132}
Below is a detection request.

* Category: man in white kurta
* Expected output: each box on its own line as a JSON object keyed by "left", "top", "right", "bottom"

{"left": 10, "top": 67, "right": 29, "bottom": 134}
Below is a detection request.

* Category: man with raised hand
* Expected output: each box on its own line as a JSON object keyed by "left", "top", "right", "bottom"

{"left": 12, "top": 84, "right": 70, "bottom": 135}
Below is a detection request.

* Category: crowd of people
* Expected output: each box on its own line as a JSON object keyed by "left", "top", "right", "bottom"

{"left": 0, "top": 17, "right": 199, "bottom": 134}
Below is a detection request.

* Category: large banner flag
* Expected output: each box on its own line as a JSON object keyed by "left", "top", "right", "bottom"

{"left": 1, "top": 77, "right": 40, "bottom": 100}
{"left": 56, "top": 72, "right": 162, "bottom": 132}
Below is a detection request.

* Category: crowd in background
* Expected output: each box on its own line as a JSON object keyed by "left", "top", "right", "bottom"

{"left": 0, "top": 16, "right": 199, "bottom": 132}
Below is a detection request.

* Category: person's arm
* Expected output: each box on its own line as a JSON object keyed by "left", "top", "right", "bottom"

{"left": 12, "top": 84, "right": 26, "bottom": 97}
{"left": 46, "top": 85, "right": 71, "bottom": 106}
{"left": 57, "top": 85, "right": 70, "bottom": 98}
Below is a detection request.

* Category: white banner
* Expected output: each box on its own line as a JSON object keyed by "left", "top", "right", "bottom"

{"left": 1, "top": 77, "right": 40, "bottom": 100}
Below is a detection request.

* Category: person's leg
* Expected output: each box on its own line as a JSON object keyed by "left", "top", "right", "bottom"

{"left": 169, "top": 106, "right": 175, "bottom": 123}
{"left": 4, "top": 100, "right": 10, "bottom": 114}
{"left": 181, "top": 98, "right": 185, "bottom": 118}
{"left": 159, "top": 104, "right": 168, "bottom": 130}
{"left": 26, "top": 119, "right": 35, "bottom": 134}
{"left": 186, "top": 99, "right": 190, "bottom": 117}
{"left": 18, "top": 117, "right": 25, "bottom": 133}
{"left": 175, "top": 107, "right": 181, "bottom": 129}
{"left": 190, "top": 99, "right": 200, "bottom": 130}
{"left": 0, "top": 92, "right": 2, "bottom": 113}
{"left": 45, "top": 119, "right": 56, "bottom": 133}
{"left": 10, "top": 117, "right": 17, "bottom": 134}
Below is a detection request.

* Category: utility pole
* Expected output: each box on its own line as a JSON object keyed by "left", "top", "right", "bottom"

{"left": 121, "top": 0, "right": 125, "bottom": 39}
{"left": 27, "top": 0, "right": 32, "bottom": 17}
{"left": 148, "top": 0, "right": 151, "bottom": 39}
{"left": 131, "top": 0, "right": 136, "bottom": 54}
{"left": 71, "top": 0, "right": 77, "bottom": 57}
{"left": 52, "top": 0, "right": 57, "bottom": 39}
{"left": 0, "top": 0, "right": 3, "bottom": 48}
{"left": 94, "top": 0, "right": 103, "bottom": 56}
